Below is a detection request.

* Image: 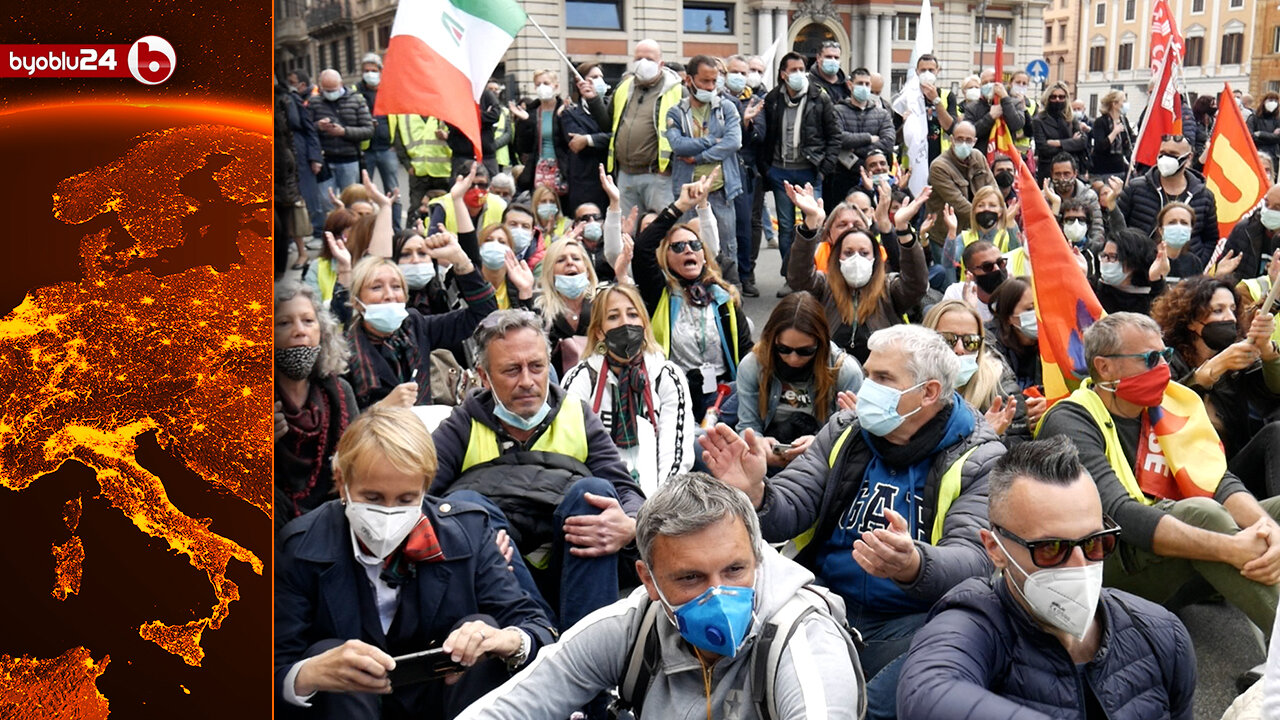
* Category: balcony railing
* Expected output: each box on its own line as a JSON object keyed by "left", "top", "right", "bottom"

{"left": 307, "top": 1, "right": 351, "bottom": 29}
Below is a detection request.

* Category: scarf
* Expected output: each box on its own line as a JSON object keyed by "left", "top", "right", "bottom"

{"left": 599, "top": 357, "right": 654, "bottom": 449}
{"left": 347, "top": 320, "right": 425, "bottom": 406}
{"left": 277, "top": 377, "right": 353, "bottom": 519}
{"left": 678, "top": 269, "right": 714, "bottom": 307}
{"left": 377, "top": 515, "right": 446, "bottom": 588}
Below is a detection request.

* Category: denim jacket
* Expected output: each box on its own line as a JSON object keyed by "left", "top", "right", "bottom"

{"left": 664, "top": 94, "right": 743, "bottom": 201}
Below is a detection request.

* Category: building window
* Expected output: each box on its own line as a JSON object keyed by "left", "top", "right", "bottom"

{"left": 1059, "top": 23, "right": 1067, "bottom": 43}
{"left": 1095, "top": 2, "right": 1105, "bottom": 25}
{"left": 1088, "top": 45, "right": 1106, "bottom": 72}
{"left": 566, "top": 0, "right": 624, "bottom": 30}
{"left": 1221, "top": 32, "right": 1243, "bottom": 65}
{"left": 378, "top": 23, "right": 392, "bottom": 50}
{"left": 1270, "top": 80, "right": 1280, "bottom": 93}
{"left": 1184, "top": 36, "right": 1203, "bottom": 66}
{"left": 684, "top": 3, "right": 733, "bottom": 34}
{"left": 1191, "top": 0, "right": 1205, "bottom": 13}
{"left": 1117, "top": 41, "right": 1133, "bottom": 71}
{"left": 891, "top": 68, "right": 908, "bottom": 93}
{"left": 1045, "top": 24, "right": 1053, "bottom": 45}
{"left": 977, "top": 18, "right": 1013, "bottom": 45}
{"left": 365, "top": 29, "right": 375, "bottom": 54}
{"left": 1229, "top": 0, "right": 1243, "bottom": 8}
{"left": 895, "top": 14, "right": 919, "bottom": 42}
{"left": 1125, "top": 0, "right": 1136, "bottom": 21}
{"left": 345, "top": 36, "right": 355, "bottom": 74}
{"left": 1273, "top": 26, "right": 1280, "bottom": 54}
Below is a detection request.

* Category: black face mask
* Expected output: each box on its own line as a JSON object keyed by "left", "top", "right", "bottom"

{"left": 276, "top": 345, "right": 321, "bottom": 380}
{"left": 994, "top": 171, "right": 1015, "bottom": 190}
{"left": 973, "top": 269, "right": 1007, "bottom": 295}
{"left": 604, "top": 324, "right": 647, "bottom": 360}
{"left": 976, "top": 210, "right": 1001, "bottom": 229}
{"left": 1199, "top": 320, "right": 1238, "bottom": 352}
{"left": 1048, "top": 100, "right": 1067, "bottom": 115}
{"left": 773, "top": 356, "right": 815, "bottom": 383}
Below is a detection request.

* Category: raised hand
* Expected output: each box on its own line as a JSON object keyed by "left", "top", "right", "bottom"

{"left": 984, "top": 395, "right": 1017, "bottom": 435}
{"left": 836, "top": 391, "right": 858, "bottom": 412}
{"left": 918, "top": 212, "right": 937, "bottom": 237}
{"left": 505, "top": 252, "right": 535, "bottom": 298}
{"left": 894, "top": 186, "right": 932, "bottom": 230}
{"left": 1212, "top": 250, "right": 1242, "bottom": 278}
{"left": 613, "top": 233, "right": 634, "bottom": 284}
{"left": 1041, "top": 178, "right": 1061, "bottom": 215}
{"left": 576, "top": 77, "right": 597, "bottom": 101}
{"left": 743, "top": 97, "right": 764, "bottom": 123}
{"left": 1148, "top": 240, "right": 1170, "bottom": 281}
{"left": 599, "top": 164, "right": 621, "bottom": 208}
{"left": 450, "top": 164, "right": 478, "bottom": 201}
{"left": 508, "top": 100, "right": 529, "bottom": 122}
{"left": 784, "top": 180, "right": 824, "bottom": 228}
{"left": 325, "top": 231, "right": 351, "bottom": 271}
{"left": 697, "top": 424, "right": 769, "bottom": 507}
{"left": 943, "top": 203, "right": 958, "bottom": 236}
{"left": 362, "top": 169, "right": 394, "bottom": 208}
{"left": 327, "top": 184, "right": 345, "bottom": 210}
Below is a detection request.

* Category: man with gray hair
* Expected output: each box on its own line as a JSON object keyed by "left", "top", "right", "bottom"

{"left": 429, "top": 310, "right": 642, "bottom": 634}
{"left": 1037, "top": 311, "right": 1280, "bottom": 680}
{"left": 310, "top": 68, "right": 375, "bottom": 203}
{"left": 702, "top": 324, "right": 1005, "bottom": 720}
{"left": 457, "top": 472, "right": 863, "bottom": 720}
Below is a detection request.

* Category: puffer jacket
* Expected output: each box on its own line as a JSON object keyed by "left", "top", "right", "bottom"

{"left": 1116, "top": 166, "right": 1219, "bottom": 264}
{"left": 1224, "top": 208, "right": 1280, "bottom": 283}
{"left": 1248, "top": 110, "right": 1280, "bottom": 152}
{"left": 760, "top": 81, "right": 841, "bottom": 176}
{"left": 897, "top": 577, "right": 1195, "bottom": 720}
{"left": 308, "top": 87, "right": 374, "bottom": 163}
{"left": 756, "top": 402, "right": 1005, "bottom": 608}
{"left": 833, "top": 98, "right": 896, "bottom": 170}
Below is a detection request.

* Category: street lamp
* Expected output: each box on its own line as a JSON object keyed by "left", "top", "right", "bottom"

{"left": 977, "top": 0, "right": 991, "bottom": 71}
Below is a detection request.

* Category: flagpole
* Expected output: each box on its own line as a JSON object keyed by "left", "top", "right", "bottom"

{"left": 526, "top": 14, "right": 585, "bottom": 84}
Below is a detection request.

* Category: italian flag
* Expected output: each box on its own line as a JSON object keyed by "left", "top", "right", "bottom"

{"left": 374, "top": 0, "right": 527, "bottom": 162}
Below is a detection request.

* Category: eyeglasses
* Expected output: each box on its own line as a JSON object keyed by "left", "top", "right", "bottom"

{"left": 775, "top": 342, "right": 819, "bottom": 358}
{"left": 576, "top": 213, "right": 602, "bottom": 222}
{"left": 1048, "top": 94, "right": 1068, "bottom": 101}
{"left": 1101, "top": 347, "right": 1175, "bottom": 369}
{"left": 669, "top": 239, "right": 703, "bottom": 254}
{"left": 970, "top": 257, "right": 1008, "bottom": 275}
{"left": 1160, "top": 134, "right": 1185, "bottom": 142}
{"left": 993, "top": 518, "right": 1122, "bottom": 568}
{"left": 939, "top": 331, "right": 983, "bottom": 353}
{"left": 1099, "top": 252, "right": 1119, "bottom": 262}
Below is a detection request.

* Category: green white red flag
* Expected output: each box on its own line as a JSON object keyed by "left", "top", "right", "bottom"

{"left": 374, "top": 0, "right": 526, "bottom": 161}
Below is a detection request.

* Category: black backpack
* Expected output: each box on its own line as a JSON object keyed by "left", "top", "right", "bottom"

{"left": 611, "top": 585, "right": 867, "bottom": 720}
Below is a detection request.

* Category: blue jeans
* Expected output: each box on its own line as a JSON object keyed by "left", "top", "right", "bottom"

{"left": 318, "top": 160, "right": 362, "bottom": 215}
{"left": 362, "top": 147, "right": 403, "bottom": 232}
{"left": 551, "top": 477, "right": 623, "bottom": 630}
{"left": 848, "top": 609, "right": 930, "bottom": 720}
{"left": 444, "top": 490, "right": 556, "bottom": 623}
{"left": 768, "top": 166, "right": 822, "bottom": 278}
{"left": 735, "top": 172, "right": 755, "bottom": 279}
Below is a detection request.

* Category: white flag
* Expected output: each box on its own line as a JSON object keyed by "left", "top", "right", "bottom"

{"left": 896, "top": 0, "right": 935, "bottom": 195}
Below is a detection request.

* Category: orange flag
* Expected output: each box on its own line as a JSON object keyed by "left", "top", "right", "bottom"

{"left": 1203, "top": 83, "right": 1271, "bottom": 243}
{"left": 1010, "top": 148, "right": 1104, "bottom": 405}
{"left": 986, "top": 34, "right": 1017, "bottom": 164}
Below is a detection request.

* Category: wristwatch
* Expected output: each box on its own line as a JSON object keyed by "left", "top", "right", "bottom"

{"left": 503, "top": 627, "right": 531, "bottom": 670}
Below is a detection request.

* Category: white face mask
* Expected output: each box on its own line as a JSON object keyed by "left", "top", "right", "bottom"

{"left": 536, "top": 84, "right": 555, "bottom": 101}
{"left": 345, "top": 499, "right": 422, "bottom": 560}
{"left": 401, "top": 262, "right": 437, "bottom": 290}
{"left": 1011, "top": 84, "right": 1028, "bottom": 97}
{"left": 839, "top": 253, "right": 874, "bottom": 288}
{"left": 964, "top": 87, "right": 981, "bottom": 102}
{"left": 1267, "top": 100, "right": 1279, "bottom": 113}
{"left": 633, "top": 58, "right": 660, "bottom": 83}
{"left": 746, "top": 71, "right": 763, "bottom": 88}
{"left": 1063, "top": 219, "right": 1088, "bottom": 243}
{"left": 1156, "top": 154, "right": 1183, "bottom": 178}
{"left": 995, "top": 535, "right": 1103, "bottom": 640}
{"left": 918, "top": 71, "right": 937, "bottom": 86}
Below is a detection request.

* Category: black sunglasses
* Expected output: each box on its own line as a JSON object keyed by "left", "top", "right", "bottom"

{"left": 971, "top": 257, "right": 1008, "bottom": 275}
{"left": 1160, "top": 134, "right": 1185, "bottom": 142}
{"left": 939, "top": 331, "right": 983, "bottom": 353}
{"left": 1101, "top": 347, "right": 1175, "bottom": 369}
{"left": 669, "top": 239, "right": 703, "bottom": 254}
{"left": 471, "top": 181, "right": 490, "bottom": 189}
{"left": 775, "top": 342, "right": 819, "bottom": 358}
{"left": 993, "top": 518, "right": 1122, "bottom": 568}
{"left": 576, "top": 213, "right": 603, "bottom": 222}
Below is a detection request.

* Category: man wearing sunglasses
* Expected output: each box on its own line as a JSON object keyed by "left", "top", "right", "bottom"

{"left": 1039, "top": 313, "right": 1280, "bottom": 672}
{"left": 899, "top": 438, "right": 1195, "bottom": 719}
{"left": 941, "top": 241, "right": 1004, "bottom": 323}
{"left": 1116, "top": 134, "right": 1219, "bottom": 265}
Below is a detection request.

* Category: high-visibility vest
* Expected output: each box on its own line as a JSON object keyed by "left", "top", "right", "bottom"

{"left": 1014, "top": 98, "right": 1036, "bottom": 151}
{"left": 1238, "top": 276, "right": 1280, "bottom": 343}
{"left": 427, "top": 193, "right": 507, "bottom": 235}
{"left": 460, "top": 397, "right": 589, "bottom": 472}
{"left": 961, "top": 227, "right": 1015, "bottom": 253}
{"left": 1045, "top": 383, "right": 1152, "bottom": 505}
{"left": 397, "top": 115, "right": 452, "bottom": 178}
{"left": 494, "top": 108, "right": 512, "bottom": 166}
{"left": 606, "top": 75, "right": 683, "bottom": 173}
{"left": 650, "top": 287, "right": 741, "bottom": 378}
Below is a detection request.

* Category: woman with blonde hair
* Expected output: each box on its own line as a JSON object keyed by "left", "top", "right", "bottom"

{"left": 1031, "top": 81, "right": 1088, "bottom": 183}
{"left": 787, "top": 179, "right": 931, "bottom": 364}
{"left": 476, "top": 222, "right": 535, "bottom": 310}
{"left": 633, "top": 172, "right": 753, "bottom": 424}
{"left": 1091, "top": 89, "right": 1135, "bottom": 180}
{"left": 561, "top": 284, "right": 695, "bottom": 494}
{"left": 530, "top": 185, "right": 569, "bottom": 243}
{"left": 961, "top": 185, "right": 1021, "bottom": 254}
{"left": 536, "top": 237, "right": 598, "bottom": 374}
{"left": 922, "top": 299, "right": 1028, "bottom": 440}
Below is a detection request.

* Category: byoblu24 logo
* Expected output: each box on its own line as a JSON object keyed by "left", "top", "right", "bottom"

{"left": 2, "top": 36, "right": 174, "bottom": 84}
{"left": 127, "top": 36, "right": 175, "bottom": 85}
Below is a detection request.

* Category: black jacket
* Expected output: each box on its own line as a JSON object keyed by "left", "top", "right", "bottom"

{"left": 1090, "top": 114, "right": 1134, "bottom": 176}
{"left": 759, "top": 83, "right": 841, "bottom": 176}
{"left": 1031, "top": 111, "right": 1090, "bottom": 181}
{"left": 1223, "top": 210, "right": 1280, "bottom": 283}
{"left": 1248, "top": 110, "right": 1280, "bottom": 151}
{"left": 558, "top": 99, "right": 610, "bottom": 213}
{"left": 833, "top": 98, "right": 896, "bottom": 170}
{"left": 962, "top": 96, "right": 1027, "bottom": 157}
{"left": 513, "top": 97, "right": 569, "bottom": 193}
{"left": 308, "top": 88, "right": 374, "bottom": 164}
{"left": 1117, "top": 167, "right": 1219, "bottom": 264}
{"left": 354, "top": 80, "right": 392, "bottom": 151}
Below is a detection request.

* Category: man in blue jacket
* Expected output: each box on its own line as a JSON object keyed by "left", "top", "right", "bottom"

{"left": 898, "top": 437, "right": 1196, "bottom": 720}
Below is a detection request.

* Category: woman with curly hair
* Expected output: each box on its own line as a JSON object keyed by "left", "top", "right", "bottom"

{"left": 274, "top": 279, "right": 359, "bottom": 531}
{"left": 1151, "top": 275, "right": 1280, "bottom": 496}
{"left": 735, "top": 291, "right": 863, "bottom": 468}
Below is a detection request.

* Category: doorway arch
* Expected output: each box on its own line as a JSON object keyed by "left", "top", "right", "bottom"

{"left": 790, "top": 17, "right": 850, "bottom": 62}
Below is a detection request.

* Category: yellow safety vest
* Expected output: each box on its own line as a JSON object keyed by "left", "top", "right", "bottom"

{"left": 607, "top": 75, "right": 683, "bottom": 173}
{"left": 1014, "top": 99, "right": 1036, "bottom": 151}
{"left": 651, "top": 288, "right": 741, "bottom": 375}
{"left": 1045, "top": 383, "right": 1153, "bottom": 506}
{"left": 1238, "top": 276, "right": 1280, "bottom": 343}
{"left": 961, "top": 227, "right": 1015, "bottom": 253}
{"left": 397, "top": 115, "right": 452, "bottom": 178}
{"left": 460, "top": 396, "right": 589, "bottom": 472}
{"left": 494, "top": 108, "right": 512, "bottom": 167}
{"left": 427, "top": 194, "right": 507, "bottom": 235}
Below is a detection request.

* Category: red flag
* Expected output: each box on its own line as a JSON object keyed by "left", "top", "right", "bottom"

{"left": 986, "top": 34, "right": 1017, "bottom": 165}
{"left": 1203, "top": 84, "right": 1272, "bottom": 243}
{"left": 1010, "top": 148, "right": 1104, "bottom": 405}
{"left": 1149, "top": 0, "right": 1185, "bottom": 72}
{"left": 1133, "top": 38, "right": 1183, "bottom": 168}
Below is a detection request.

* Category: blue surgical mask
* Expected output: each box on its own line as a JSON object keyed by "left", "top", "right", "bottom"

{"left": 509, "top": 227, "right": 534, "bottom": 253}
{"left": 1161, "top": 224, "right": 1191, "bottom": 249}
{"left": 1099, "top": 260, "right": 1126, "bottom": 286}
{"left": 853, "top": 85, "right": 872, "bottom": 103}
{"left": 981, "top": 83, "right": 995, "bottom": 99}
{"left": 693, "top": 87, "right": 716, "bottom": 104}
{"left": 786, "top": 72, "right": 808, "bottom": 93}
{"left": 856, "top": 378, "right": 926, "bottom": 436}
{"left": 554, "top": 272, "right": 590, "bottom": 299}
{"left": 537, "top": 203, "right": 558, "bottom": 220}
{"left": 821, "top": 58, "right": 841, "bottom": 76}
{"left": 361, "top": 301, "right": 408, "bottom": 334}
{"left": 956, "top": 353, "right": 979, "bottom": 385}
{"left": 592, "top": 77, "right": 609, "bottom": 97}
{"left": 492, "top": 396, "right": 551, "bottom": 431}
{"left": 715, "top": 75, "right": 725, "bottom": 91}
{"left": 400, "top": 261, "right": 436, "bottom": 290}
{"left": 952, "top": 142, "right": 974, "bottom": 160}
{"left": 655, "top": 582, "right": 755, "bottom": 658}
{"left": 479, "top": 241, "right": 509, "bottom": 270}
{"left": 1018, "top": 310, "right": 1039, "bottom": 341}
{"left": 726, "top": 72, "right": 746, "bottom": 94}
{"left": 582, "top": 221, "right": 603, "bottom": 242}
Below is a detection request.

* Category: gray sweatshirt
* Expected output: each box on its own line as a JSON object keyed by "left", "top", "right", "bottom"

{"left": 456, "top": 543, "right": 861, "bottom": 719}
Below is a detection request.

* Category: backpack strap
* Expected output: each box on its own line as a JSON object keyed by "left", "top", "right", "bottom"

{"left": 617, "top": 599, "right": 663, "bottom": 716}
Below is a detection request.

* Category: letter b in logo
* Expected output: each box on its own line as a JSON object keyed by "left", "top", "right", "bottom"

{"left": 128, "top": 36, "right": 175, "bottom": 85}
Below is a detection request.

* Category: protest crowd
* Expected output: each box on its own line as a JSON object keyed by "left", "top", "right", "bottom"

{"left": 272, "top": 15, "right": 1280, "bottom": 720}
